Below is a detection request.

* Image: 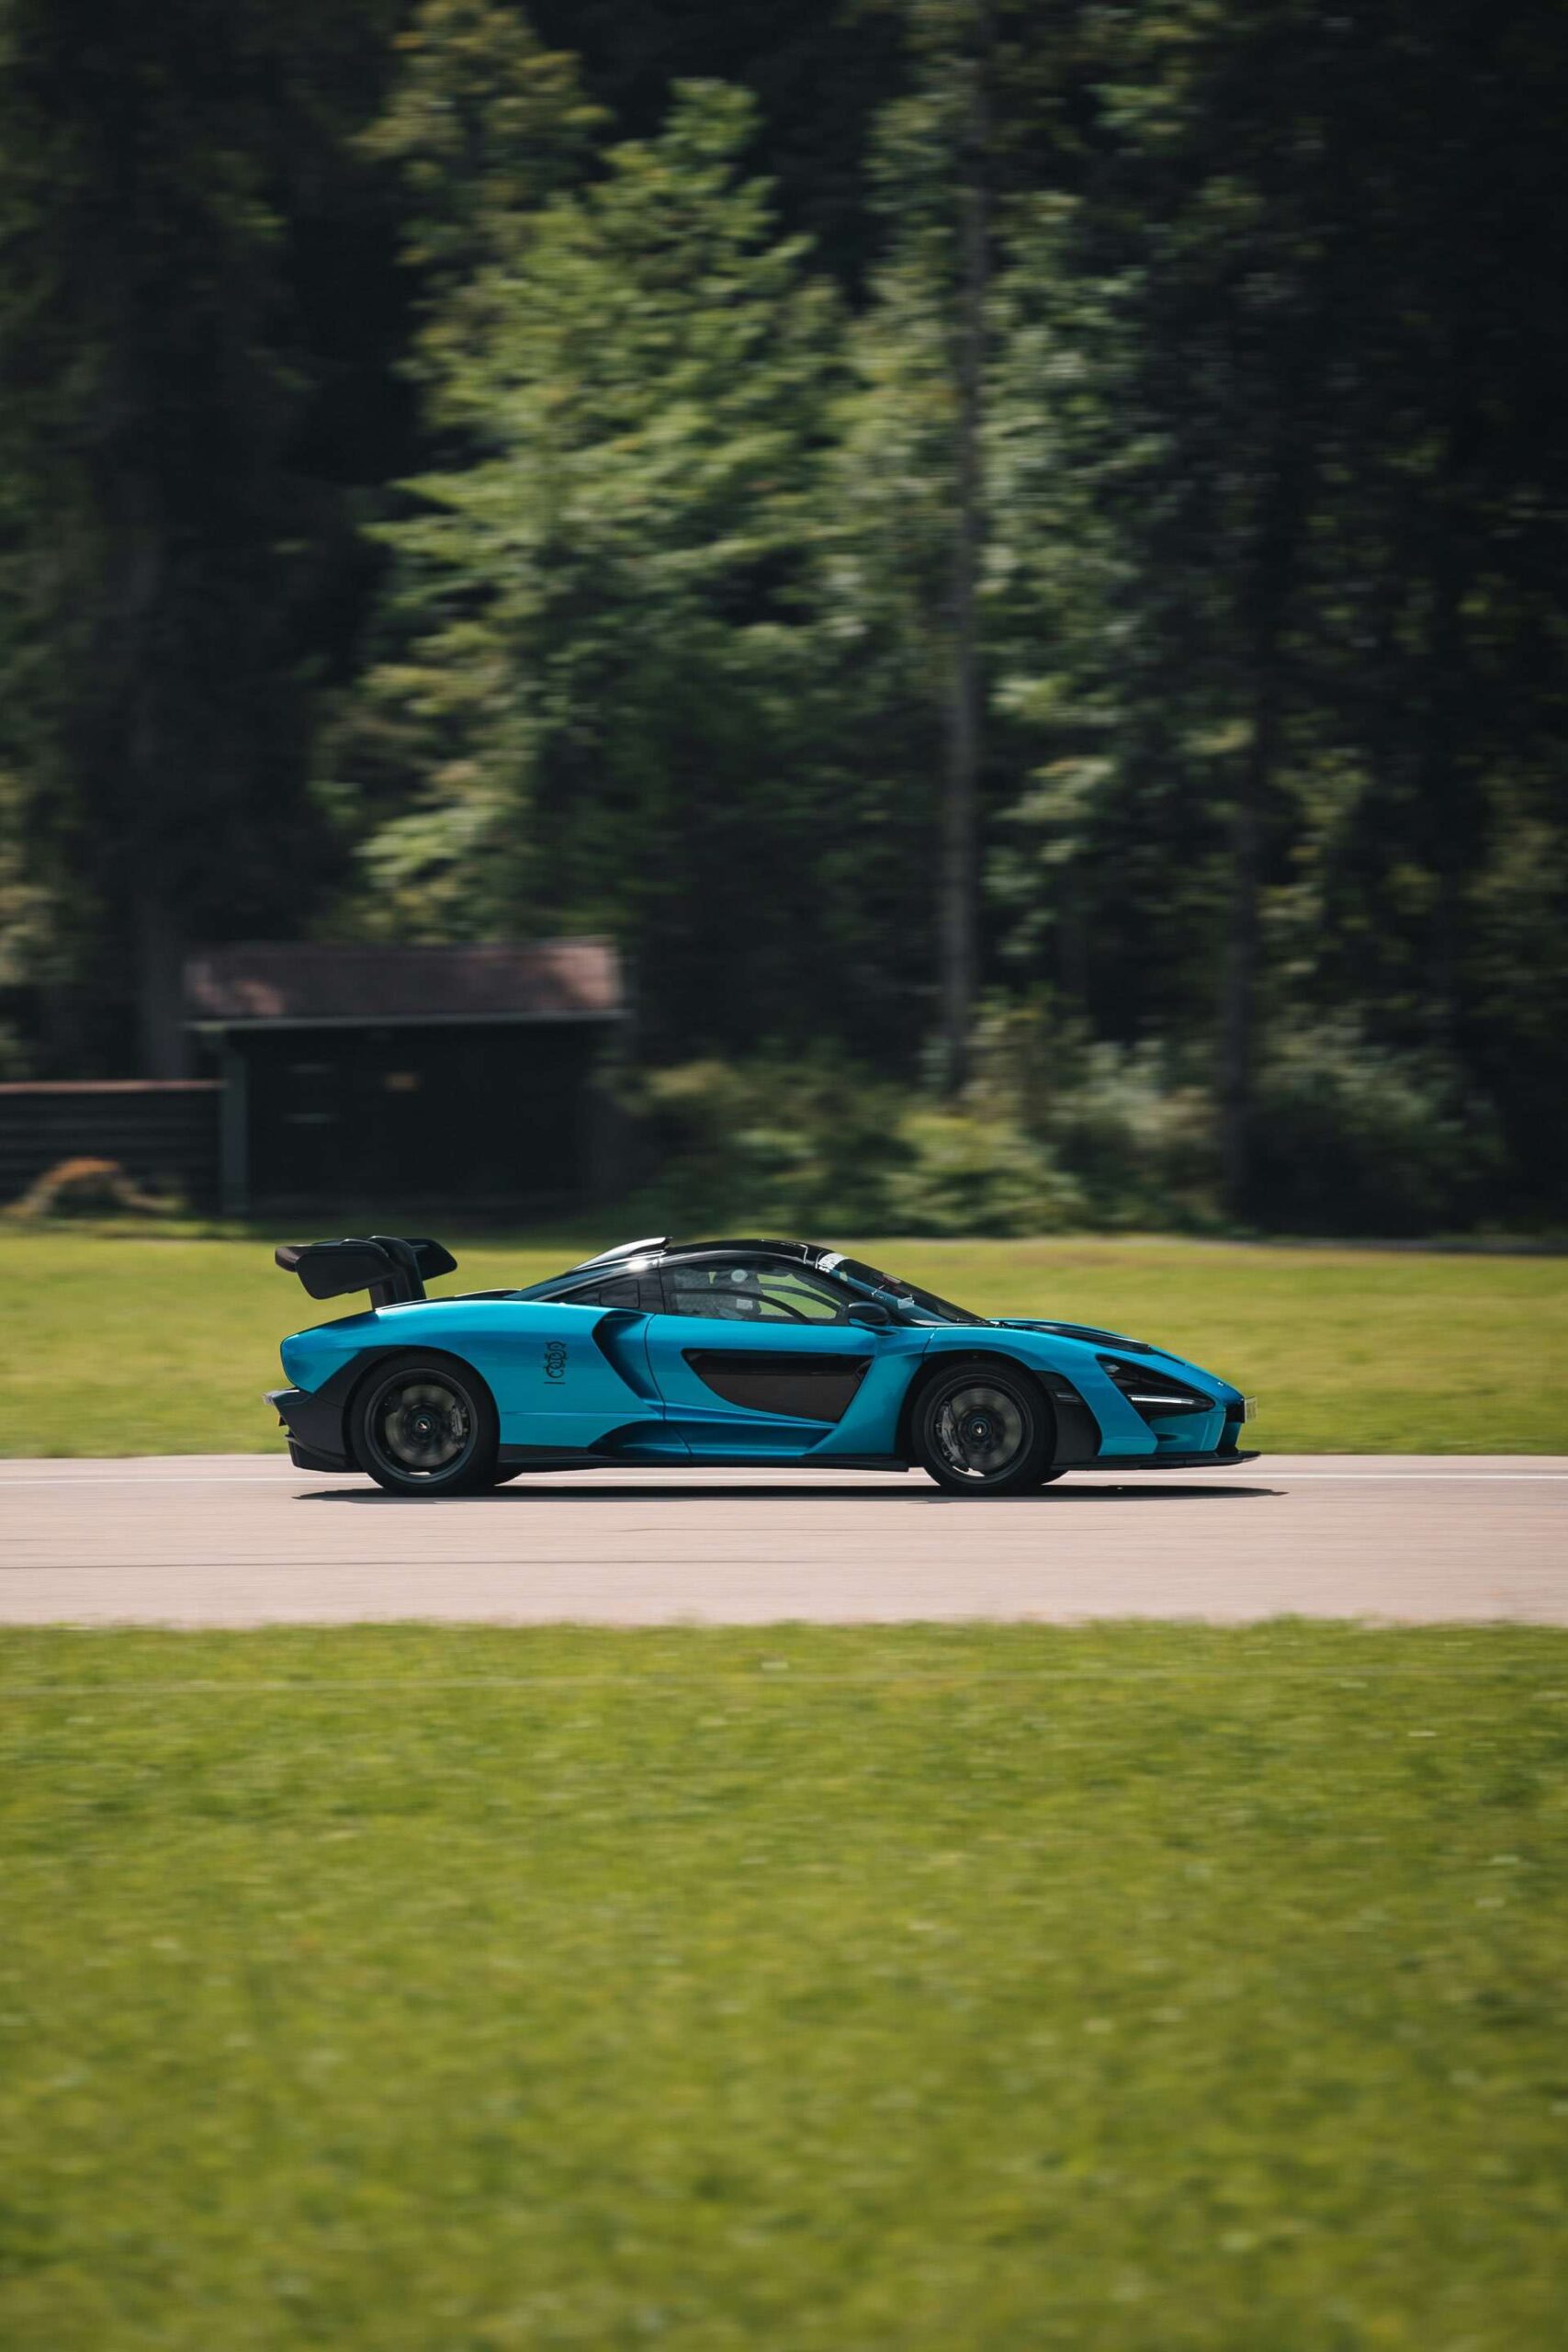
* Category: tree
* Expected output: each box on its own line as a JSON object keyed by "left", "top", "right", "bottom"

{"left": 2, "top": 0, "right": 1562, "bottom": 1227}
{"left": 0, "top": 0, "right": 400, "bottom": 1073}
{"left": 830, "top": 0, "right": 1096, "bottom": 1093}
{"left": 337, "top": 74, "right": 852, "bottom": 1054}
{"left": 860, "top": 3, "right": 998, "bottom": 1096}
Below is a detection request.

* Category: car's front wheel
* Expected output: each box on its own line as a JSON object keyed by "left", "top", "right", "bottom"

{"left": 912, "top": 1364, "right": 1055, "bottom": 1496}
{"left": 351, "top": 1357, "right": 499, "bottom": 1497}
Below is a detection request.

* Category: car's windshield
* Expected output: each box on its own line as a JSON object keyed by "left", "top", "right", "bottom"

{"left": 831, "top": 1256, "right": 989, "bottom": 1326}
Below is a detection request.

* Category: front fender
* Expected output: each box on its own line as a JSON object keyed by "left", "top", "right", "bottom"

{"left": 922, "top": 1326, "right": 1236, "bottom": 1462}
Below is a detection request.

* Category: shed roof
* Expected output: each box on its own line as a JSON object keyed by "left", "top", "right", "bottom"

{"left": 184, "top": 940, "right": 623, "bottom": 1028}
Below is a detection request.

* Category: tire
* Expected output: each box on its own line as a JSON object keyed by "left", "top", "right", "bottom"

{"left": 911, "top": 1363, "right": 1055, "bottom": 1496}
{"left": 351, "top": 1356, "right": 499, "bottom": 1497}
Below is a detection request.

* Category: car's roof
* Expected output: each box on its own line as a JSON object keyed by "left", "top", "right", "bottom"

{"left": 516, "top": 1238, "right": 834, "bottom": 1298}
{"left": 664, "top": 1238, "right": 827, "bottom": 1264}
{"left": 564, "top": 1237, "right": 827, "bottom": 1274}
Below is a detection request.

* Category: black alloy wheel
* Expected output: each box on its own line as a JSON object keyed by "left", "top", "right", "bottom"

{"left": 352, "top": 1358, "right": 499, "bottom": 1496}
{"left": 913, "top": 1364, "right": 1055, "bottom": 1495}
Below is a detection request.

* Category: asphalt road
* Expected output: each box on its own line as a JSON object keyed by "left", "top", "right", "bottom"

{"left": 1, "top": 1453, "right": 1565, "bottom": 1625}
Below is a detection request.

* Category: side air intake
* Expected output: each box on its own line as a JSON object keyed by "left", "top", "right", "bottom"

{"left": 275, "top": 1235, "right": 457, "bottom": 1307}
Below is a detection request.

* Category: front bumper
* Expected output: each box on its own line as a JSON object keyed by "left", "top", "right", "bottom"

{"left": 265, "top": 1386, "right": 351, "bottom": 1474}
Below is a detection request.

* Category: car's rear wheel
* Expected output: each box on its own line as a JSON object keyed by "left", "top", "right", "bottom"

{"left": 352, "top": 1357, "right": 498, "bottom": 1497}
{"left": 912, "top": 1364, "right": 1054, "bottom": 1496}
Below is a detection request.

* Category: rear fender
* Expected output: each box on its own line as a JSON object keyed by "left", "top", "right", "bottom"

{"left": 274, "top": 1342, "right": 497, "bottom": 1471}
{"left": 278, "top": 1297, "right": 673, "bottom": 1458}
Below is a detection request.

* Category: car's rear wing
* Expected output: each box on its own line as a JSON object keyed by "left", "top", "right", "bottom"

{"left": 275, "top": 1235, "right": 457, "bottom": 1307}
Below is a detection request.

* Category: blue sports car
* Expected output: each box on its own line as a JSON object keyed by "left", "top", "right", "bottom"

{"left": 266, "top": 1233, "right": 1258, "bottom": 1497}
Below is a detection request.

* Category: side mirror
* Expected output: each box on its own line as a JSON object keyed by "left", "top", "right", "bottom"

{"left": 847, "top": 1298, "right": 894, "bottom": 1328}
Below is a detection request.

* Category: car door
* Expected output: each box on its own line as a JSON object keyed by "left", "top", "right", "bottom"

{"left": 642, "top": 1255, "right": 876, "bottom": 1458}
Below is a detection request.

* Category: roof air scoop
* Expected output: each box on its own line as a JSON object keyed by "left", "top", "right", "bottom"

{"left": 571, "top": 1236, "right": 669, "bottom": 1270}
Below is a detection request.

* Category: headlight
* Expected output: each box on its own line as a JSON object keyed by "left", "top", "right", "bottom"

{"left": 1097, "top": 1355, "right": 1214, "bottom": 1418}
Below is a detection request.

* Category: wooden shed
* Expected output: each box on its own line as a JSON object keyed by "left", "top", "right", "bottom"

{"left": 183, "top": 941, "right": 626, "bottom": 1214}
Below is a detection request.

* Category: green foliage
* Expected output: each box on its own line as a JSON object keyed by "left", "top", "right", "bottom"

{"left": 884, "top": 1107, "right": 1080, "bottom": 1234}
{"left": 1252, "top": 1026, "right": 1508, "bottom": 1238}
{"left": 967, "top": 1004, "right": 1219, "bottom": 1227}
{"left": 361, "top": 0, "right": 603, "bottom": 289}
{"left": 636, "top": 1019, "right": 1517, "bottom": 1238}
{"left": 1038, "top": 1050, "right": 1218, "bottom": 1228}
{"left": 5, "top": 1623, "right": 1568, "bottom": 2346}
{"left": 636, "top": 1055, "right": 1081, "bottom": 1235}
{"left": 635, "top": 1057, "right": 910, "bottom": 1230}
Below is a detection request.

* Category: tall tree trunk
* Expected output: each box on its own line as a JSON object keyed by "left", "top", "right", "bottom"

{"left": 1423, "top": 379, "right": 1477, "bottom": 1054}
{"left": 939, "top": 7, "right": 991, "bottom": 1098}
{"left": 1218, "top": 680, "right": 1274, "bottom": 1220}
{"left": 1220, "top": 447, "right": 1303, "bottom": 1219}
{"left": 1426, "top": 543, "right": 1465, "bottom": 1051}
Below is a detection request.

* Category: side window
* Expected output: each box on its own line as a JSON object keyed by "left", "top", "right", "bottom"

{"left": 562, "top": 1275, "right": 644, "bottom": 1309}
{"left": 753, "top": 1267, "right": 854, "bottom": 1321}
{"left": 660, "top": 1258, "right": 853, "bottom": 1323}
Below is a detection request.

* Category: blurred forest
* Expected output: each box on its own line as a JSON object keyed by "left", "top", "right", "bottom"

{"left": 1, "top": 0, "right": 1565, "bottom": 1232}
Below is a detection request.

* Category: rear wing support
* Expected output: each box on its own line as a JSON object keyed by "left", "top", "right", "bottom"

{"left": 274, "top": 1235, "right": 457, "bottom": 1307}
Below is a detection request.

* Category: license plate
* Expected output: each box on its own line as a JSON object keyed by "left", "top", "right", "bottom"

{"left": 1241, "top": 1396, "right": 1258, "bottom": 1422}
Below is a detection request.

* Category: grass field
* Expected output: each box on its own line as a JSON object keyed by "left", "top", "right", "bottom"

{"left": 3, "top": 1623, "right": 1565, "bottom": 2348}
{"left": 1, "top": 1225, "right": 1563, "bottom": 1455}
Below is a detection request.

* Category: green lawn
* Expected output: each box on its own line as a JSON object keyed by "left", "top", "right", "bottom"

{"left": 2, "top": 1623, "right": 1565, "bottom": 2348}
{"left": 1, "top": 1226, "right": 1563, "bottom": 1454}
